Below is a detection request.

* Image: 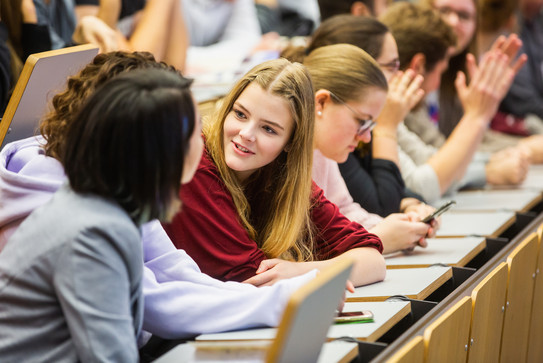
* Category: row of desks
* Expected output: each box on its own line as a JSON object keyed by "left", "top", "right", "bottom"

{"left": 155, "top": 166, "right": 543, "bottom": 362}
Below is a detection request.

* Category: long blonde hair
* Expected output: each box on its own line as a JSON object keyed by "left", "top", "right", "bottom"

{"left": 204, "top": 58, "right": 316, "bottom": 261}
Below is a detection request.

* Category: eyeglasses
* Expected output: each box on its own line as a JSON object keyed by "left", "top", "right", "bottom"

{"left": 329, "top": 92, "right": 376, "bottom": 136}
{"left": 378, "top": 59, "right": 400, "bottom": 74}
{"left": 435, "top": 6, "right": 475, "bottom": 23}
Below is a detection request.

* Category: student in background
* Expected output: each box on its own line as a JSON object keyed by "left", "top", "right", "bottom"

{"left": 180, "top": 0, "right": 262, "bottom": 76}
{"left": 475, "top": 0, "right": 543, "bottom": 136}
{"left": 500, "top": 0, "right": 543, "bottom": 123}
{"left": 0, "top": 0, "right": 51, "bottom": 96}
{"left": 318, "top": 0, "right": 388, "bottom": 21}
{"left": 419, "top": 0, "right": 543, "bottom": 162}
{"left": 165, "top": 58, "right": 386, "bottom": 286}
{"left": 283, "top": 42, "right": 435, "bottom": 253}
{"left": 1, "top": 0, "right": 186, "bottom": 70}
{"left": 0, "top": 67, "right": 200, "bottom": 361}
{"left": 72, "top": 0, "right": 188, "bottom": 70}
{"left": 0, "top": 52, "right": 318, "bottom": 357}
{"left": 381, "top": 2, "right": 527, "bottom": 203}
{"left": 282, "top": 15, "right": 428, "bottom": 217}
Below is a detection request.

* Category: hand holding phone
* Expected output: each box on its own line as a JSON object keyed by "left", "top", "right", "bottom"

{"left": 421, "top": 200, "right": 456, "bottom": 224}
{"left": 334, "top": 310, "right": 374, "bottom": 324}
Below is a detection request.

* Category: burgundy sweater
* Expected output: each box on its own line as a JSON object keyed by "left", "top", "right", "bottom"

{"left": 163, "top": 152, "right": 383, "bottom": 282}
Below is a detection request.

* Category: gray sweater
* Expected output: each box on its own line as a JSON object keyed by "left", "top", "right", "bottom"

{"left": 0, "top": 185, "right": 143, "bottom": 362}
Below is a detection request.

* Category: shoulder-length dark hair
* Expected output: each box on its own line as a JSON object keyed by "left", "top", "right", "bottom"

{"left": 62, "top": 68, "right": 194, "bottom": 223}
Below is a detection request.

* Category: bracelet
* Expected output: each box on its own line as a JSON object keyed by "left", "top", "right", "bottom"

{"left": 372, "top": 129, "right": 397, "bottom": 141}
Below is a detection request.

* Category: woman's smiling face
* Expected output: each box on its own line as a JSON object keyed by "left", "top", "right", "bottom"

{"left": 223, "top": 83, "right": 294, "bottom": 182}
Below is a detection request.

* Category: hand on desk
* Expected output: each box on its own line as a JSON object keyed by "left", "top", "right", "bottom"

{"left": 486, "top": 146, "right": 530, "bottom": 185}
{"left": 244, "top": 259, "right": 312, "bottom": 287}
{"left": 518, "top": 135, "right": 543, "bottom": 164}
{"left": 370, "top": 213, "right": 431, "bottom": 254}
{"left": 244, "top": 259, "right": 356, "bottom": 295}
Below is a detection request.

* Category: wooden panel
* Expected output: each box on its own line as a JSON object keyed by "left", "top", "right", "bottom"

{"left": 500, "top": 233, "right": 539, "bottom": 363}
{"left": 385, "top": 336, "right": 424, "bottom": 363}
{"left": 424, "top": 296, "right": 472, "bottom": 363}
{"left": 0, "top": 44, "right": 99, "bottom": 149}
{"left": 527, "top": 224, "right": 543, "bottom": 363}
{"left": 467, "top": 262, "right": 508, "bottom": 363}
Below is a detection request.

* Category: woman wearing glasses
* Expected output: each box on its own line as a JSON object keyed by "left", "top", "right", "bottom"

{"left": 284, "top": 15, "right": 430, "bottom": 217}
{"left": 164, "top": 56, "right": 387, "bottom": 286}
{"left": 303, "top": 44, "right": 435, "bottom": 255}
{"left": 280, "top": 17, "right": 438, "bottom": 254}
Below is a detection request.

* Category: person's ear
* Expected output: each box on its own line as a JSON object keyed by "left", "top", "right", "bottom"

{"left": 351, "top": 1, "right": 372, "bottom": 16}
{"left": 408, "top": 53, "right": 426, "bottom": 76}
{"left": 314, "top": 89, "right": 331, "bottom": 118}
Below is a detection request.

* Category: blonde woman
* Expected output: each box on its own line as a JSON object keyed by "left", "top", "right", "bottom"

{"left": 291, "top": 43, "right": 434, "bottom": 254}
{"left": 164, "top": 58, "right": 386, "bottom": 287}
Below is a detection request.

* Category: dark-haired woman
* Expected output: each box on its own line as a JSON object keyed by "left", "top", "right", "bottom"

{"left": 0, "top": 68, "right": 201, "bottom": 361}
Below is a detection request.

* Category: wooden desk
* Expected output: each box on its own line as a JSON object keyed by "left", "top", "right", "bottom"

{"left": 346, "top": 266, "right": 453, "bottom": 302}
{"left": 327, "top": 301, "right": 410, "bottom": 342}
{"left": 436, "top": 190, "right": 541, "bottom": 213}
{"left": 153, "top": 341, "right": 358, "bottom": 363}
{"left": 435, "top": 211, "right": 515, "bottom": 238}
{"left": 193, "top": 302, "right": 409, "bottom": 344}
{"left": 385, "top": 237, "right": 486, "bottom": 269}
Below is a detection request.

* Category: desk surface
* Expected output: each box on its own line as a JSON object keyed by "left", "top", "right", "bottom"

{"left": 328, "top": 301, "right": 411, "bottom": 341}
{"left": 436, "top": 190, "right": 541, "bottom": 212}
{"left": 435, "top": 211, "right": 515, "bottom": 238}
{"left": 346, "top": 266, "right": 453, "bottom": 302}
{"left": 154, "top": 341, "right": 358, "bottom": 363}
{"left": 385, "top": 237, "right": 486, "bottom": 269}
{"left": 194, "top": 301, "right": 410, "bottom": 344}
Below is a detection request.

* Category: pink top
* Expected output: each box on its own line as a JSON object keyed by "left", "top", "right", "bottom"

{"left": 312, "top": 149, "right": 383, "bottom": 229}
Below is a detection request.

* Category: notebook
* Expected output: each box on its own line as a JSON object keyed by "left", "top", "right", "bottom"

{"left": 0, "top": 44, "right": 99, "bottom": 150}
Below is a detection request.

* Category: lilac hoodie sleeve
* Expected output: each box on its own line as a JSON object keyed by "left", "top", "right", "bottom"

{"left": 140, "top": 220, "right": 317, "bottom": 340}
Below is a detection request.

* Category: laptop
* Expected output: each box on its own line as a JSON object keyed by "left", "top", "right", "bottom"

{"left": 155, "top": 257, "right": 354, "bottom": 363}
{"left": 0, "top": 44, "right": 99, "bottom": 150}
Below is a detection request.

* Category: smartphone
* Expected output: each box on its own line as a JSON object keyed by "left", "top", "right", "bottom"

{"left": 334, "top": 310, "right": 374, "bottom": 323}
{"left": 421, "top": 200, "right": 456, "bottom": 224}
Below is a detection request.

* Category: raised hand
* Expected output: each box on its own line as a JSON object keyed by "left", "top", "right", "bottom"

{"left": 375, "top": 69, "right": 425, "bottom": 128}
{"left": 456, "top": 34, "right": 527, "bottom": 124}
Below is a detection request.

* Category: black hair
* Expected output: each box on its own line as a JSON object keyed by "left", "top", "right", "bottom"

{"left": 318, "top": 0, "right": 375, "bottom": 21}
{"left": 62, "top": 68, "right": 195, "bottom": 223}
